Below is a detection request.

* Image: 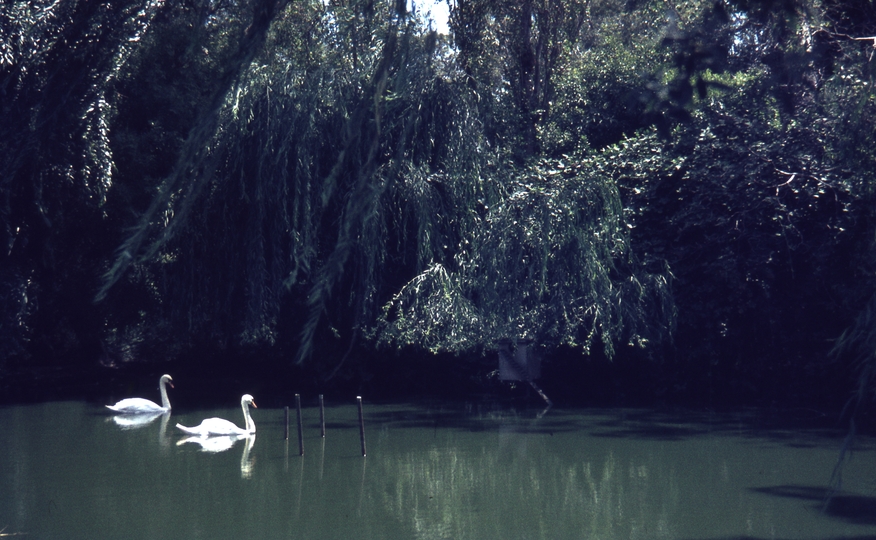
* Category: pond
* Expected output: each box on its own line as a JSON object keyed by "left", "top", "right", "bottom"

{"left": 1, "top": 399, "right": 874, "bottom": 540}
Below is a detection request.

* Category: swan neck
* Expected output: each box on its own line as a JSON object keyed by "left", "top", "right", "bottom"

{"left": 242, "top": 401, "right": 255, "bottom": 433}
{"left": 159, "top": 379, "right": 171, "bottom": 410}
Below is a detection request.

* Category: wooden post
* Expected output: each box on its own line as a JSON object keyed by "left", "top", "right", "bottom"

{"left": 357, "top": 396, "right": 366, "bottom": 456}
{"left": 319, "top": 394, "right": 326, "bottom": 438}
{"left": 528, "top": 380, "right": 553, "bottom": 408}
{"left": 296, "top": 394, "right": 304, "bottom": 456}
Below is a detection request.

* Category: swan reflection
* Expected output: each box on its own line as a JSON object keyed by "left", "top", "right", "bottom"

{"left": 177, "top": 434, "right": 256, "bottom": 478}
{"left": 109, "top": 411, "right": 172, "bottom": 450}
{"left": 110, "top": 410, "right": 166, "bottom": 430}
{"left": 177, "top": 433, "right": 246, "bottom": 452}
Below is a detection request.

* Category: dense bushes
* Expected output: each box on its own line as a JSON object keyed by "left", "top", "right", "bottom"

{"left": 1, "top": 0, "right": 875, "bottom": 409}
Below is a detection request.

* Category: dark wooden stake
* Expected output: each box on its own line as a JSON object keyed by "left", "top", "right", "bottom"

{"left": 284, "top": 406, "right": 289, "bottom": 440}
{"left": 528, "top": 380, "right": 553, "bottom": 407}
{"left": 357, "top": 396, "right": 366, "bottom": 456}
{"left": 296, "top": 394, "right": 304, "bottom": 456}
{"left": 319, "top": 394, "right": 326, "bottom": 438}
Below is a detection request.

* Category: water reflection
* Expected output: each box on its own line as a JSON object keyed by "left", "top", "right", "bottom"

{"left": 178, "top": 433, "right": 244, "bottom": 452}
{"left": 1, "top": 401, "right": 874, "bottom": 540}
{"left": 177, "top": 433, "right": 256, "bottom": 478}
{"left": 109, "top": 410, "right": 172, "bottom": 449}
{"left": 110, "top": 410, "right": 166, "bottom": 430}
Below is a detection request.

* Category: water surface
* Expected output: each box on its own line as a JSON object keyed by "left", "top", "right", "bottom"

{"left": 1, "top": 401, "right": 874, "bottom": 539}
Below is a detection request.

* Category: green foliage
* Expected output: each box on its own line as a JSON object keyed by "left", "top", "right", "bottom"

{"left": 97, "top": 0, "right": 291, "bottom": 302}
{"left": 141, "top": 0, "right": 483, "bottom": 360}
{"left": 373, "top": 156, "right": 674, "bottom": 356}
{"left": 0, "top": 0, "right": 169, "bottom": 365}
{"left": 3, "top": 0, "right": 876, "bottom": 409}
{"left": 449, "top": 0, "right": 598, "bottom": 160}
{"left": 112, "top": 0, "right": 679, "bottom": 365}
{"left": 542, "top": 7, "right": 668, "bottom": 152}
{"left": 601, "top": 67, "right": 872, "bottom": 397}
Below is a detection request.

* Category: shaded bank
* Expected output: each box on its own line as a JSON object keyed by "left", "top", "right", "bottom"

{"left": 1, "top": 344, "right": 871, "bottom": 434}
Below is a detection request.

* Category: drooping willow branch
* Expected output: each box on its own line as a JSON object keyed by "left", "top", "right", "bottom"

{"left": 294, "top": 23, "right": 402, "bottom": 365}
{"left": 95, "top": 0, "right": 291, "bottom": 302}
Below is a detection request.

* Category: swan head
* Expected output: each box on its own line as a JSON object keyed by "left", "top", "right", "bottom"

{"left": 160, "top": 374, "right": 174, "bottom": 388}
{"left": 242, "top": 394, "right": 257, "bottom": 408}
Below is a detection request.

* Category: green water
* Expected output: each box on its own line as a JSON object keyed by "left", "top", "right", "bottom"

{"left": 1, "top": 401, "right": 874, "bottom": 540}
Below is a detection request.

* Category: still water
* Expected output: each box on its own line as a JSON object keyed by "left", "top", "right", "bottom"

{"left": 1, "top": 400, "right": 874, "bottom": 540}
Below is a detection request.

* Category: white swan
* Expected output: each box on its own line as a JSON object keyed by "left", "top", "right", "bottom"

{"left": 106, "top": 374, "right": 174, "bottom": 413}
{"left": 175, "top": 394, "right": 257, "bottom": 436}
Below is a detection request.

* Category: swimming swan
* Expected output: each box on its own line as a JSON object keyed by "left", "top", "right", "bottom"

{"left": 175, "top": 394, "right": 257, "bottom": 436}
{"left": 106, "top": 374, "right": 173, "bottom": 413}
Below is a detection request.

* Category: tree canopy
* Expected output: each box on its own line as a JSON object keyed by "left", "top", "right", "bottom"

{"left": 2, "top": 0, "right": 875, "bottom": 409}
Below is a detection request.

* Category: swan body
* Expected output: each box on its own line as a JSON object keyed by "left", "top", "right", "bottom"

{"left": 106, "top": 374, "right": 173, "bottom": 413}
{"left": 176, "top": 394, "right": 257, "bottom": 436}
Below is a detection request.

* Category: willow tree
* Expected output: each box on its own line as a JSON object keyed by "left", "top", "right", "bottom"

{"left": 367, "top": 0, "right": 674, "bottom": 356}
{"left": 2, "top": 0, "right": 672, "bottom": 373}
{"left": 0, "top": 0, "right": 293, "bottom": 368}
{"left": 83, "top": 0, "right": 672, "bottom": 372}
{"left": 372, "top": 159, "right": 674, "bottom": 357}
{"left": 0, "top": 0, "right": 173, "bottom": 365}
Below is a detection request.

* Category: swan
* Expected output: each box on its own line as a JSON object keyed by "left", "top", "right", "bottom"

{"left": 175, "top": 394, "right": 257, "bottom": 436}
{"left": 106, "top": 374, "right": 173, "bottom": 414}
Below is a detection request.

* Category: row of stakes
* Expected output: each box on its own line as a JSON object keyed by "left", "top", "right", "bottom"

{"left": 284, "top": 394, "right": 367, "bottom": 457}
